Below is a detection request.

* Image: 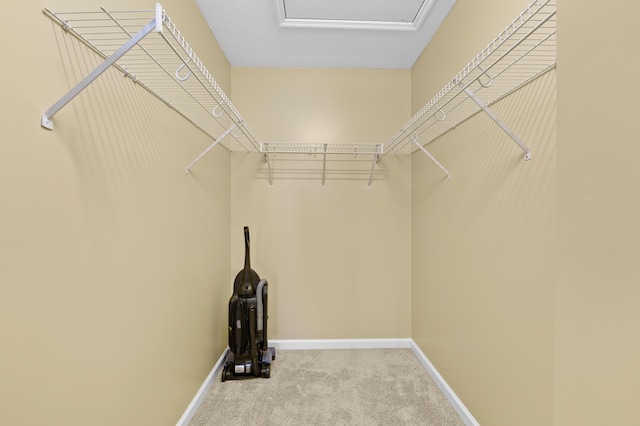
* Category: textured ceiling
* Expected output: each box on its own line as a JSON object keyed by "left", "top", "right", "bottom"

{"left": 195, "top": 0, "right": 457, "bottom": 69}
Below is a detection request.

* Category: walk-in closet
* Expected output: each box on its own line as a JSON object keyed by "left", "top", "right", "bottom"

{"left": 2, "top": 0, "right": 639, "bottom": 425}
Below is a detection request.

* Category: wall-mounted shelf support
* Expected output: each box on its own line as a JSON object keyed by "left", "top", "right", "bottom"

{"left": 185, "top": 123, "right": 237, "bottom": 174}
{"left": 42, "top": 3, "right": 260, "bottom": 154}
{"left": 367, "top": 153, "right": 379, "bottom": 189}
{"left": 264, "top": 153, "right": 274, "bottom": 187}
{"left": 41, "top": 12, "right": 160, "bottom": 130}
{"left": 410, "top": 134, "right": 451, "bottom": 179}
{"left": 321, "top": 144, "right": 328, "bottom": 188}
{"left": 381, "top": 0, "right": 555, "bottom": 173}
{"left": 459, "top": 82, "right": 531, "bottom": 161}
{"left": 42, "top": 1, "right": 553, "bottom": 186}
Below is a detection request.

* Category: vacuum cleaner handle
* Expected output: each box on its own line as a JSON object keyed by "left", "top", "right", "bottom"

{"left": 242, "top": 226, "right": 251, "bottom": 282}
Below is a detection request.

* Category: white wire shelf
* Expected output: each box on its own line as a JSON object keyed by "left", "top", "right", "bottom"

{"left": 41, "top": 1, "right": 556, "bottom": 183}
{"left": 261, "top": 142, "right": 383, "bottom": 156}
{"left": 382, "top": 0, "right": 556, "bottom": 162}
{"left": 42, "top": 3, "right": 259, "bottom": 157}
{"left": 260, "top": 143, "right": 383, "bottom": 188}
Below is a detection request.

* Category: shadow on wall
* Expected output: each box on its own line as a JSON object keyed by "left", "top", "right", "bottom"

{"left": 7, "top": 20, "right": 233, "bottom": 425}
{"left": 411, "top": 69, "right": 556, "bottom": 425}
{"left": 414, "top": 68, "right": 556, "bottom": 240}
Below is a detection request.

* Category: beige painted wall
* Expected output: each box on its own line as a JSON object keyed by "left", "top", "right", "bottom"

{"left": 0, "top": 1, "right": 231, "bottom": 424}
{"left": 410, "top": 0, "right": 555, "bottom": 425}
{"left": 232, "top": 67, "right": 410, "bottom": 144}
{"left": 410, "top": 0, "right": 532, "bottom": 115}
{"left": 556, "top": 0, "right": 640, "bottom": 424}
{"left": 230, "top": 68, "right": 412, "bottom": 339}
{"left": 5, "top": 0, "right": 639, "bottom": 424}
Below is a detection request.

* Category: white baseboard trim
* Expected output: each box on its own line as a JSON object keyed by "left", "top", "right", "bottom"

{"left": 175, "top": 349, "right": 227, "bottom": 426}
{"left": 410, "top": 341, "right": 479, "bottom": 426}
{"left": 269, "top": 338, "right": 412, "bottom": 350}
{"left": 177, "top": 339, "right": 478, "bottom": 426}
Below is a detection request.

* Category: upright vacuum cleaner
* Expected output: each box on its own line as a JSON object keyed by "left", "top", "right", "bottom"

{"left": 222, "top": 227, "right": 275, "bottom": 382}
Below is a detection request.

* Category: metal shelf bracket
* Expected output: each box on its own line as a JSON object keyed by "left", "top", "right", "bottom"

{"left": 185, "top": 123, "right": 237, "bottom": 174}
{"left": 321, "top": 144, "right": 328, "bottom": 188}
{"left": 41, "top": 9, "right": 160, "bottom": 130}
{"left": 410, "top": 134, "right": 451, "bottom": 179}
{"left": 459, "top": 82, "right": 532, "bottom": 161}
{"left": 367, "top": 153, "right": 379, "bottom": 189}
{"left": 41, "top": 3, "right": 260, "bottom": 155}
{"left": 264, "top": 153, "right": 273, "bottom": 188}
{"left": 381, "top": 0, "right": 555, "bottom": 167}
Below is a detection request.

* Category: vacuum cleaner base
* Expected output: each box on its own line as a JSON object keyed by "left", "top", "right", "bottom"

{"left": 221, "top": 347, "right": 276, "bottom": 382}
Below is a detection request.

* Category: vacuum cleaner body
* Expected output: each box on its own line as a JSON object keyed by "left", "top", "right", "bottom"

{"left": 222, "top": 227, "right": 275, "bottom": 381}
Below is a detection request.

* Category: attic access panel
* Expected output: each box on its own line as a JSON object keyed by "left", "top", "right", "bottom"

{"left": 277, "top": 0, "right": 435, "bottom": 30}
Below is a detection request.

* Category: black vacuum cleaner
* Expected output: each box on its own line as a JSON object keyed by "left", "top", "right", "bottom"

{"left": 222, "top": 227, "right": 275, "bottom": 382}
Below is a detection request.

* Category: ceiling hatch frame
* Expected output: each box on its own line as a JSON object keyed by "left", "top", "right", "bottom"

{"left": 273, "top": 0, "right": 437, "bottom": 31}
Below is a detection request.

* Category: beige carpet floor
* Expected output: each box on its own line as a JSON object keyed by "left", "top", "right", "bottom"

{"left": 189, "top": 348, "right": 465, "bottom": 425}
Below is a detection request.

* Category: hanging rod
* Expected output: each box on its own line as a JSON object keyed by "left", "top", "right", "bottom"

{"left": 381, "top": 0, "right": 556, "bottom": 159}
{"left": 41, "top": 3, "right": 260, "bottom": 155}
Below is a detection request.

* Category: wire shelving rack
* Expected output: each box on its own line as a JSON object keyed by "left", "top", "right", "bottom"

{"left": 42, "top": 3, "right": 260, "bottom": 172}
{"left": 42, "top": 0, "right": 556, "bottom": 183}
{"left": 259, "top": 142, "right": 383, "bottom": 187}
{"left": 381, "top": 0, "right": 556, "bottom": 177}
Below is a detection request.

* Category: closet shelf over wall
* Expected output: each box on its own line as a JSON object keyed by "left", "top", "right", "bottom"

{"left": 41, "top": 3, "right": 260, "bottom": 173}
{"left": 381, "top": 0, "right": 556, "bottom": 178}
{"left": 260, "top": 142, "right": 383, "bottom": 188}
{"left": 42, "top": 0, "right": 556, "bottom": 184}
